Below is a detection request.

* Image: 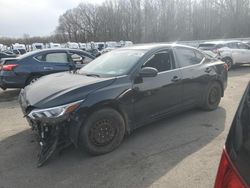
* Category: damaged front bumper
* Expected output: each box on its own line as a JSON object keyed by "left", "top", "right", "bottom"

{"left": 28, "top": 118, "right": 72, "bottom": 167}
{"left": 19, "top": 91, "right": 86, "bottom": 167}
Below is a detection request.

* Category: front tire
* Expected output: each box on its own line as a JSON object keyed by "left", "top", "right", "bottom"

{"left": 79, "top": 108, "right": 125, "bottom": 155}
{"left": 202, "top": 82, "right": 222, "bottom": 111}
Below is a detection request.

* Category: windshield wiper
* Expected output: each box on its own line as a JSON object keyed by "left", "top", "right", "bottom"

{"left": 86, "top": 73, "right": 100, "bottom": 77}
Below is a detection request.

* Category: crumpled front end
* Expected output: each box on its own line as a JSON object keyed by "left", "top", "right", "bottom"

{"left": 19, "top": 89, "right": 84, "bottom": 167}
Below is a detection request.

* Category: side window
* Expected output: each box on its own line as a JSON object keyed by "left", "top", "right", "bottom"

{"left": 70, "top": 53, "right": 93, "bottom": 65}
{"left": 215, "top": 44, "right": 224, "bottom": 49}
{"left": 227, "top": 43, "right": 238, "bottom": 49}
{"left": 35, "top": 55, "right": 43, "bottom": 61}
{"left": 45, "top": 53, "right": 69, "bottom": 63}
{"left": 142, "top": 51, "right": 173, "bottom": 72}
{"left": 175, "top": 48, "right": 202, "bottom": 68}
{"left": 194, "top": 51, "right": 205, "bottom": 62}
{"left": 238, "top": 43, "right": 250, "bottom": 50}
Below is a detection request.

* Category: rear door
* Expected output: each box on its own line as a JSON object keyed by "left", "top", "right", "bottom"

{"left": 174, "top": 47, "right": 213, "bottom": 106}
{"left": 38, "top": 51, "right": 74, "bottom": 74}
{"left": 226, "top": 42, "right": 243, "bottom": 63}
{"left": 237, "top": 42, "right": 250, "bottom": 63}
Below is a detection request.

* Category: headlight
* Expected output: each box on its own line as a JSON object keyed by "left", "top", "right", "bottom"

{"left": 28, "top": 99, "right": 84, "bottom": 119}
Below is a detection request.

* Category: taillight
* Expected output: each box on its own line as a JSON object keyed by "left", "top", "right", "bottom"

{"left": 2, "top": 64, "right": 18, "bottom": 71}
{"left": 223, "top": 63, "right": 229, "bottom": 71}
{"left": 214, "top": 149, "right": 248, "bottom": 188}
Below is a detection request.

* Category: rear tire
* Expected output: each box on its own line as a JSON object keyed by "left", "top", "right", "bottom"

{"left": 202, "top": 82, "right": 222, "bottom": 111}
{"left": 79, "top": 108, "right": 125, "bottom": 155}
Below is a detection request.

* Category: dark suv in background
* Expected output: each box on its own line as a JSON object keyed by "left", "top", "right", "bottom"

{"left": 0, "top": 48, "right": 95, "bottom": 90}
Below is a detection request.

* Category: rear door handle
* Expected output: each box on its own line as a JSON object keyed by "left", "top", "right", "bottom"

{"left": 44, "top": 67, "right": 54, "bottom": 70}
{"left": 205, "top": 67, "right": 212, "bottom": 73}
{"left": 171, "top": 76, "right": 181, "bottom": 82}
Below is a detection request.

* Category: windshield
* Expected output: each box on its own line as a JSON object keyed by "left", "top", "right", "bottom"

{"left": 79, "top": 49, "right": 145, "bottom": 77}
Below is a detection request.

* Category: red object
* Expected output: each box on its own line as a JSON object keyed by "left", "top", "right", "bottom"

{"left": 214, "top": 148, "right": 248, "bottom": 188}
{"left": 223, "top": 63, "right": 229, "bottom": 71}
{"left": 2, "top": 64, "right": 18, "bottom": 71}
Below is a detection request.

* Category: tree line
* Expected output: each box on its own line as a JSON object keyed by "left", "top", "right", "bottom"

{"left": 55, "top": 0, "right": 250, "bottom": 43}
{"left": 1, "top": 0, "right": 250, "bottom": 45}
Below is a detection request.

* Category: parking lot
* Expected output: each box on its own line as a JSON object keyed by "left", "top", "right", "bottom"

{"left": 0, "top": 66, "right": 249, "bottom": 188}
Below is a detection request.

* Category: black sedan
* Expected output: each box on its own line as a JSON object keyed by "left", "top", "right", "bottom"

{"left": 0, "top": 48, "right": 95, "bottom": 90}
{"left": 19, "top": 44, "right": 228, "bottom": 166}
{"left": 214, "top": 82, "right": 250, "bottom": 188}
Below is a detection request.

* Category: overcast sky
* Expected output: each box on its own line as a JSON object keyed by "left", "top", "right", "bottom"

{"left": 0, "top": 0, "right": 105, "bottom": 38}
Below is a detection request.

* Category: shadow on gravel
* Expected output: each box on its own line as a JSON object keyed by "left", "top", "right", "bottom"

{"left": 0, "top": 89, "right": 20, "bottom": 102}
{"left": 0, "top": 107, "right": 226, "bottom": 188}
{"left": 229, "top": 65, "right": 250, "bottom": 77}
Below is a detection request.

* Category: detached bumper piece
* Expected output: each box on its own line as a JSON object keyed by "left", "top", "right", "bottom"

{"left": 34, "top": 122, "right": 71, "bottom": 167}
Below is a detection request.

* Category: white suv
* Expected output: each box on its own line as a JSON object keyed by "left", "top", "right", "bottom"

{"left": 198, "top": 41, "right": 250, "bottom": 69}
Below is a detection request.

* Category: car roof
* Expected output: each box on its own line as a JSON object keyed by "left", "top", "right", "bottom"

{"left": 200, "top": 40, "right": 242, "bottom": 45}
{"left": 119, "top": 43, "right": 196, "bottom": 51}
{"left": 34, "top": 48, "right": 82, "bottom": 52}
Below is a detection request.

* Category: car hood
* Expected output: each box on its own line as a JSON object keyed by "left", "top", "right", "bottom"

{"left": 22, "top": 72, "right": 116, "bottom": 108}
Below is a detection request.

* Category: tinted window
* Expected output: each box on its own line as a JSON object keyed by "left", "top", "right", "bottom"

{"left": 194, "top": 50, "right": 205, "bottom": 62}
{"left": 13, "top": 49, "right": 20, "bottom": 54}
{"left": 227, "top": 42, "right": 238, "bottom": 49}
{"left": 19, "top": 49, "right": 26, "bottom": 54}
{"left": 45, "top": 53, "right": 68, "bottom": 63}
{"left": 175, "top": 48, "right": 203, "bottom": 67}
{"left": 35, "top": 55, "right": 43, "bottom": 61}
{"left": 215, "top": 44, "right": 224, "bottom": 49}
{"left": 198, "top": 43, "right": 216, "bottom": 50}
{"left": 143, "top": 51, "right": 173, "bottom": 72}
{"left": 70, "top": 53, "right": 93, "bottom": 65}
{"left": 238, "top": 43, "right": 250, "bottom": 50}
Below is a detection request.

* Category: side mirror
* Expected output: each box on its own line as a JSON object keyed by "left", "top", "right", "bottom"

{"left": 139, "top": 67, "right": 158, "bottom": 77}
{"left": 71, "top": 54, "right": 83, "bottom": 62}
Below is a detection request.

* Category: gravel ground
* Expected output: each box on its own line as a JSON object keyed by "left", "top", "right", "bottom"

{"left": 0, "top": 66, "right": 250, "bottom": 188}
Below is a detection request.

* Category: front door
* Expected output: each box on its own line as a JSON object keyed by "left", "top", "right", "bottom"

{"left": 133, "top": 49, "right": 182, "bottom": 126}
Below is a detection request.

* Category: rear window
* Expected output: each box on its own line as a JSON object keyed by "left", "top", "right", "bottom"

{"left": 18, "top": 49, "right": 26, "bottom": 54}
{"left": 198, "top": 43, "right": 224, "bottom": 50}
{"left": 198, "top": 44, "right": 216, "bottom": 50}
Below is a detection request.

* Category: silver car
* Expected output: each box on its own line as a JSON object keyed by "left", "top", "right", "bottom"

{"left": 198, "top": 41, "right": 250, "bottom": 69}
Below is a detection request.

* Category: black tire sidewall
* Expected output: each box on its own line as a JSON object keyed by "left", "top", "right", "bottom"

{"left": 203, "top": 82, "right": 222, "bottom": 111}
{"left": 79, "top": 108, "right": 125, "bottom": 155}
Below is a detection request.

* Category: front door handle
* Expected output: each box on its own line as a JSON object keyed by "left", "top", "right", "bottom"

{"left": 171, "top": 76, "right": 181, "bottom": 82}
{"left": 205, "top": 67, "right": 212, "bottom": 73}
{"left": 44, "top": 67, "right": 54, "bottom": 70}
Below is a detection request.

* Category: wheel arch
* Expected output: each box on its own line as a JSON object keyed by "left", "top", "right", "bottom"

{"left": 221, "top": 56, "right": 234, "bottom": 65}
{"left": 84, "top": 100, "right": 131, "bottom": 135}
{"left": 25, "top": 73, "right": 43, "bottom": 86}
{"left": 212, "top": 79, "right": 224, "bottom": 97}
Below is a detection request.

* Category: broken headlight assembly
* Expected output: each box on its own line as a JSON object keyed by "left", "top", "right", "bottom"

{"left": 28, "top": 99, "right": 84, "bottom": 120}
